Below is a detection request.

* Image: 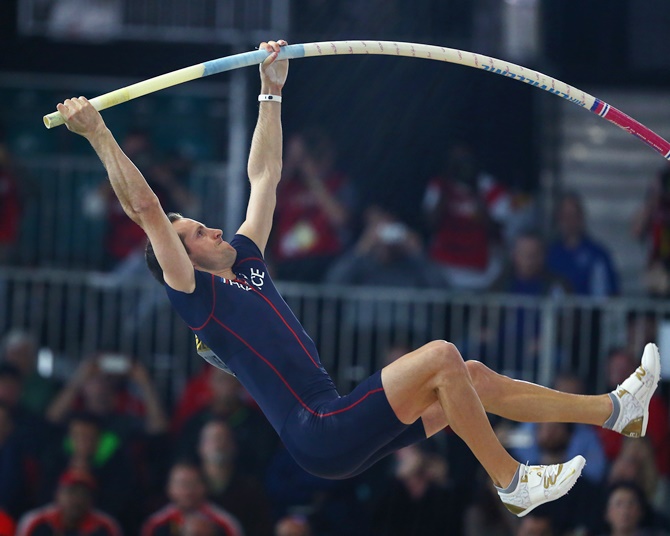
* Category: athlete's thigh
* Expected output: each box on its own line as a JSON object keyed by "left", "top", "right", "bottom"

{"left": 282, "top": 369, "right": 417, "bottom": 478}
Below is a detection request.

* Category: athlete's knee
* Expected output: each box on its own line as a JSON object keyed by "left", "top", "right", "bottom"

{"left": 465, "top": 359, "right": 494, "bottom": 391}
{"left": 426, "top": 340, "right": 467, "bottom": 383}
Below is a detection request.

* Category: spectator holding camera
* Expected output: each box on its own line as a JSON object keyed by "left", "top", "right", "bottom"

{"left": 269, "top": 128, "right": 357, "bottom": 282}
{"left": 325, "top": 205, "right": 446, "bottom": 288}
{"left": 45, "top": 355, "right": 171, "bottom": 529}
{"left": 422, "top": 142, "right": 511, "bottom": 290}
{"left": 38, "top": 413, "right": 136, "bottom": 532}
{"left": 46, "top": 354, "right": 168, "bottom": 441}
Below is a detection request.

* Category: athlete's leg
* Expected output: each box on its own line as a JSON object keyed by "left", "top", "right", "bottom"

{"left": 412, "top": 345, "right": 658, "bottom": 437}
{"left": 467, "top": 342, "right": 661, "bottom": 439}
{"left": 465, "top": 360, "right": 612, "bottom": 424}
{"left": 382, "top": 340, "right": 590, "bottom": 518}
{"left": 381, "top": 340, "right": 518, "bottom": 488}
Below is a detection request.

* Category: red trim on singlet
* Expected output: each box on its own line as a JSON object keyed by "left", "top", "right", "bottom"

{"left": 246, "top": 285, "right": 321, "bottom": 369}
{"left": 210, "top": 315, "right": 384, "bottom": 418}
{"left": 199, "top": 265, "right": 321, "bottom": 369}
{"left": 235, "top": 256, "right": 264, "bottom": 265}
{"left": 189, "top": 274, "right": 217, "bottom": 330}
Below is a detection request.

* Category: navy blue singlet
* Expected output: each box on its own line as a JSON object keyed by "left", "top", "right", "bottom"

{"left": 166, "top": 234, "right": 426, "bottom": 478}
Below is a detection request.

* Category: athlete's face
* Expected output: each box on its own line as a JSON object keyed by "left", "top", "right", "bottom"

{"left": 173, "top": 218, "right": 237, "bottom": 272}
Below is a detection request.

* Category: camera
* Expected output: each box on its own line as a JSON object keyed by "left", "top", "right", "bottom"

{"left": 98, "top": 354, "right": 131, "bottom": 374}
{"left": 378, "top": 222, "right": 408, "bottom": 244}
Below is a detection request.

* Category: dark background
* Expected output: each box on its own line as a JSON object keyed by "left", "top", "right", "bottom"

{"left": 1, "top": 0, "right": 669, "bottom": 225}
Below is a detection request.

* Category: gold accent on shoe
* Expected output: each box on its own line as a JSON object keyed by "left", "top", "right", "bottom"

{"left": 503, "top": 502, "right": 527, "bottom": 516}
{"left": 543, "top": 464, "right": 562, "bottom": 489}
{"left": 621, "top": 417, "right": 643, "bottom": 438}
{"left": 559, "top": 468, "right": 576, "bottom": 485}
{"left": 635, "top": 367, "right": 647, "bottom": 381}
{"left": 617, "top": 388, "right": 628, "bottom": 398}
{"left": 520, "top": 474, "right": 528, "bottom": 484}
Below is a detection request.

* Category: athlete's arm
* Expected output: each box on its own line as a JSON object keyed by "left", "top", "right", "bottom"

{"left": 236, "top": 39, "right": 288, "bottom": 255}
{"left": 58, "top": 98, "right": 195, "bottom": 292}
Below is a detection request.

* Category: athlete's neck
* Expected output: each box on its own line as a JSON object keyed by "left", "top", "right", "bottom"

{"left": 207, "top": 268, "right": 237, "bottom": 280}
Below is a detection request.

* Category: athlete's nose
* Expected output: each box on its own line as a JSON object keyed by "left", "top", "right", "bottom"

{"left": 213, "top": 228, "right": 223, "bottom": 240}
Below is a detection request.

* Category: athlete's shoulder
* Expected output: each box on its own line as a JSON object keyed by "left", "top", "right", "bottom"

{"left": 232, "top": 233, "right": 266, "bottom": 265}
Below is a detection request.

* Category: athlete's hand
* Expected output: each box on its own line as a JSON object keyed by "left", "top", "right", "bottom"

{"left": 259, "top": 39, "right": 288, "bottom": 91}
{"left": 57, "top": 97, "right": 107, "bottom": 139}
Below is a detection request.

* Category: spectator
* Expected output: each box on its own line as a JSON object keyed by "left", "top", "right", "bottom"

{"left": 490, "top": 231, "right": 570, "bottom": 378}
{"left": 506, "top": 421, "right": 604, "bottom": 534}
{"left": 1, "top": 329, "right": 59, "bottom": 415}
{"left": 274, "top": 514, "right": 312, "bottom": 536}
{"left": 46, "top": 355, "right": 170, "bottom": 519}
{"left": 422, "top": 142, "right": 512, "bottom": 290}
{"left": 546, "top": 191, "right": 620, "bottom": 297}
{"left": 197, "top": 419, "right": 272, "bottom": 536}
{"left": 46, "top": 355, "right": 169, "bottom": 443}
{"left": 507, "top": 374, "right": 608, "bottom": 485}
{"left": 270, "top": 127, "right": 357, "bottom": 282}
{"left": 0, "top": 134, "right": 21, "bottom": 266}
{"left": 141, "top": 462, "right": 243, "bottom": 536}
{"left": 493, "top": 231, "right": 570, "bottom": 297}
{"left": 632, "top": 164, "right": 670, "bottom": 297}
{"left": 597, "top": 481, "right": 670, "bottom": 536}
{"left": 516, "top": 514, "right": 555, "bottom": 536}
{"left": 0, "top": 509, "right": 14, "bottom": 536}
{"left": 17, "top": 469, "right": 122, "bottom": 536}
{"left": 39, "top": 412, "right": 137, "bottom": 533}
{"left": 82, "top": 128, "right": 199, "bottom": 273}
{"left": 598, "top": 347, "right": 670, "bottom": 477}
{"left": 371, "top": 444, "right": 465, "bottom": 536}
{"left": 176, "top": 369, "right": 277, "bottom": 479}
{"left": 325, "top": 205, "right": 446, "bottom": 288}
{"left": 608, "top": 438, "right": 668, "bottom": 514}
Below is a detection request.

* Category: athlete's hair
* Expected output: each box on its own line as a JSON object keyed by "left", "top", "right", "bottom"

{"left": 145, "top": 212, "right": 188, "bottom": 285}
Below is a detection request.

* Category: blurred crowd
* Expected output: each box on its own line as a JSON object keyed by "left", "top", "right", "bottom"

{"left": 0, "top": 330, "right": 668, "bottom": 536}
{"left": 1, "top": 125, "right": 670, "bottom": 535}
{"left": 6, "top": 120, "right": 670, "bottom": 301}
{"left": 7, "top": 122, "right": 668, "bottom": 298}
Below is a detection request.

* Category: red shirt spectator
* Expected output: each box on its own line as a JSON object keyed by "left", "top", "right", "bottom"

{"left": 141, "top": 463, "right": 242, "bottom": 536}
{"left": 142, "top": 503, "right": 241, "bottom": 536}
{"left": 270, "top": 128, "right": 356, "bottom": 282}
{"left": 16, "top": 470, "right": 122, "bottom": 536}
{"left": 422, "top": 143, "right": 511, "bottom": 290}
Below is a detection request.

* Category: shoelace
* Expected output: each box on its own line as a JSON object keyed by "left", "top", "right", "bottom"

{"left": 525, "top": 462, "right": 561, "bottom": 485}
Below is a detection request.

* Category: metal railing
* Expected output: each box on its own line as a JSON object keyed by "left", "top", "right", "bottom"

{"left": 2, "top": 267, "right": 668, "bottom": 401}
{"left": 18, "top": 0, "right": 290, "bottom": 45}
{"left": 13, "top": 157, "right": 228, "bottom": 270}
